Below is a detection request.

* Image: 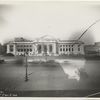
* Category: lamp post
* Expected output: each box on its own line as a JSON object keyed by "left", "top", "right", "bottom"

{"left": 25, "top": 51, "right": 28, "bottom": 82}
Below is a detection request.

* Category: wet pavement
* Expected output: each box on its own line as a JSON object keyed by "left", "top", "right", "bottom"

{"left": 0, "top": 57, "right": 100, "bottom": 96}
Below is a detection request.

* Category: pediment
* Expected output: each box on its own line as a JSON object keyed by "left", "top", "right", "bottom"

{"left": 36, "top": 35, "right": 57, "bottom": 42}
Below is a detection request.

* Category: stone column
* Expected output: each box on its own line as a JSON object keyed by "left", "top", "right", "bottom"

{"left": 36, "top": 44, "right": 39, "bottom": 55}
{"left": 13, "top": 44, "right": 16, "bottom": 56}
{"left": 32, "top": 44, "right": 34, "bottom": 55}
{"left": 36, "top": 44, "right": 38, "bottom": 55}
{"left": 34, "top": 44, "right": 38, "bottom": 55}
{"left": 67, "top": 45, "right": 69, "bottom": 55}
{"left": 53, "top": 43, "right": 56, "bottom": 55}
{"left": 47, "top": 44, "right": 49, "bottom": 55}
{"left": 41, "top": 44, "right": 44, "bottom": 55}
{"left": 7, "top": 44, "right": 10, "bottom": 53}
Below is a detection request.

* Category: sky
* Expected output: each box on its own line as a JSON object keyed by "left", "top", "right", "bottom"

{"left": 0, "top": 1, "right": 100, "bottom": 44}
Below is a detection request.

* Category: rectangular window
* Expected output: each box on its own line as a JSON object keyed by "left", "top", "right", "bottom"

{"left": 38, "top": 45, "right": 41, "bottom": 53}
{"left": 18, "top": 49, "right": 20, "bottom": 52}
{"left": 24, "top": 49, "right": 26, "bottom": 52}
{"left": 78, "top": 45, "right": 80, "bottom": 47}
{"left": 78, "top": 48, "right": 80, "bottom": 51}
{"left": 17, "top": 45, "right": 19, "bottom": 47}
{"left": 30, "top": 49, "right": 32, "bottom": 52}
{"left": 60, "top": 48, "right": 62, "bottom": 51}
{"left": 21, "top": 49, "right": 23, "bottom": 52}
{"left": 49, "top": 45, "right": 52, "bottom": 53}
{"left": 44, "top": 45, "right": 47, "bottom": 53}
{"left": 10, "top": 45, "right": 13, "bottom": 52}
{"left": 27, "top": 49, "right": 29, "bottom": 52}
{"left": 63, "top": 48, "right": 65, "bottom": 51}
{"left": 72, "top": 48, "right": 74, "bottom": 51}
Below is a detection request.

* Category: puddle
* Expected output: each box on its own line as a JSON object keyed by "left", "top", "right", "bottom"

{"left": 56, "top": 59, "right": 86, "bottom": 81}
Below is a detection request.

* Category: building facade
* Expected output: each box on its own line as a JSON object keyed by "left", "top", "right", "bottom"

{"left": 85, "top": 42, "right": 100, "bottom": 56}
{"left": 0, "top": 44, "right": 2, "bottom": 55}
{"left": 7, "top": 35, "right": 85, "bottom": 56}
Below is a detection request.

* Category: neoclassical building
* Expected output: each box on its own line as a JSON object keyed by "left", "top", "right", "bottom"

{"left": 7, "top": 35, "right": 85, "bottom": 56}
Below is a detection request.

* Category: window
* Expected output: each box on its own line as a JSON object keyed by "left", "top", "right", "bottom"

{"left": 21, "top": 49, "right": 23, "bottom": 52}
{"left": 30, "top": 49, "right": 32, "bottom": 52}
{"left": 78, "top": 48, "right": 80, "bottom": 51}
{"left": 18, "top": 49, "right": 20, "bottom": 52}
{"left": 49, "top": 45, "right": 52, "bottom": 53}
{"left": 44, "top": 45, "right": 47, "bottom": 53}
{"left": 66, "top": 48, "right": 68, "bottom": 51}
{"left": 60, "top": 48, "right": 62, "bottom": 51}
{"left": 63, "top": 48, "right": 65, "bottom": 51}
{"left": 78, "top": 45, "right": 80, "bottom": 47}
{"left": 24, "top": 49, "right": 26, "bottom": 52}
{"left": 10, "top": 45, "right": 13, "bottom": 52}
{"left": 38, "top": 45, "right": 41, "bottom": 53}
{"left": 69, "top": 48, "right": 70, "bottom": 51}
{"left": 60, "top": 45, "right": 62, "bottom": 47}
{"left": 72, "top": 48, "right": 74, "bottom": 51}
{"left": 27, "top": 49, "right": 29, "bottom": 52}
{"left": 17, "top": 45, "right": 19, "bottom": 47}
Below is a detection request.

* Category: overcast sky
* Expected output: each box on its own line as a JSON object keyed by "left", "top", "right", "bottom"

{"left": 0, "top": 1, "right": 100, "bottom": 44}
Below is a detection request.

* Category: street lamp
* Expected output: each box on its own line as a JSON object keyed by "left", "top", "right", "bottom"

{"left": 25, "top": 51, "right": 28, "bottom": 82}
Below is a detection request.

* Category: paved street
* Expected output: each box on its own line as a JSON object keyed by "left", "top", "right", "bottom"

{"left": 0, "top": 57, "right": 100, "bottom": 96}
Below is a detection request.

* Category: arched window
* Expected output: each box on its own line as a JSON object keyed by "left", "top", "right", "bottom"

{"left": 60, "top": 45, "right": 62, "bottom": 47}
